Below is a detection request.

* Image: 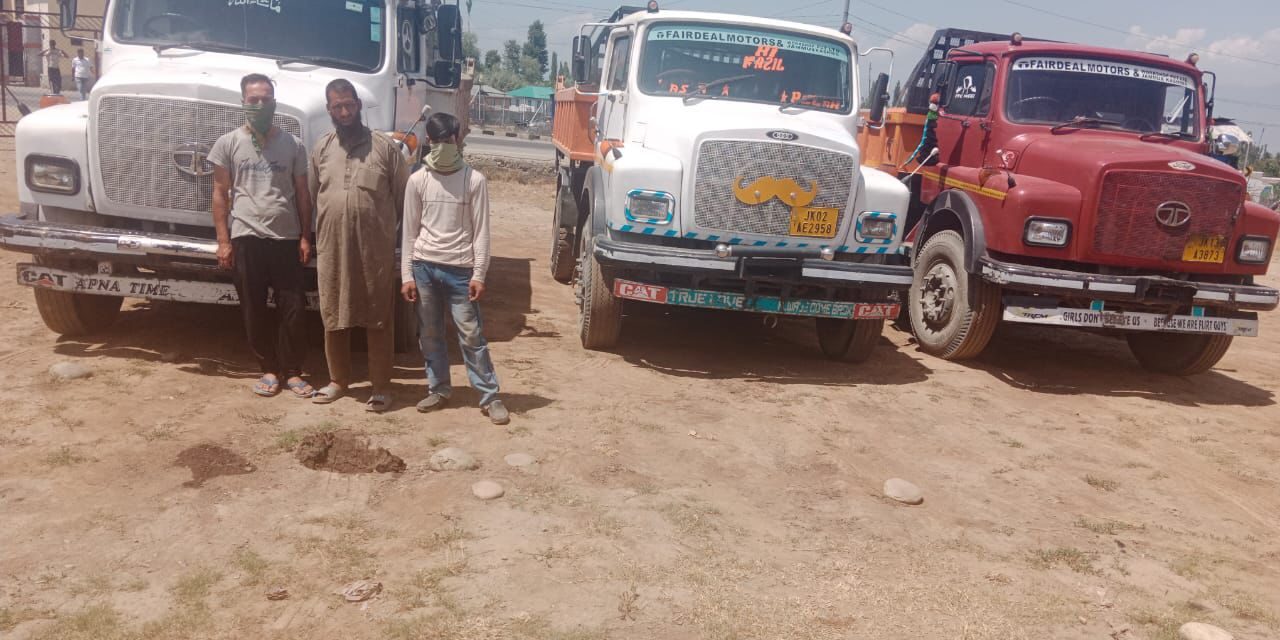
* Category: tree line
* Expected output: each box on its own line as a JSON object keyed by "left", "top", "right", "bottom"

{"left": 463, "top": 21, "right": 572, "bottom": 92}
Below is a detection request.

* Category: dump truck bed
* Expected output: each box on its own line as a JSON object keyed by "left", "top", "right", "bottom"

{"left": 553, "top": 79, "right": 598, "bottom": 162}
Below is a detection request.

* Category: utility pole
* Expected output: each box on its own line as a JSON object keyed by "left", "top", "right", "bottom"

{"left": 842, "top": 0, "right": 851, "bottom": 25}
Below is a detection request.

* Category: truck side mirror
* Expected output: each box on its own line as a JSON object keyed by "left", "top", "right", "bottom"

{"left": 59, "top": 0, "right": 78, "bottom": 30}
{"left": 433, "top": 60, "right": 459, "bottom": 88}
{"left": 868, "top": 72, "right": 890, "bottom": 124}
{"left": 572, "top": 36, "right": 589, "bottom": 84}
{"left": 435, "top": 4, "right": 463, "bottom": 62}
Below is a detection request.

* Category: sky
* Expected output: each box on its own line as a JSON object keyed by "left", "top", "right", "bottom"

{"left": 463, "top": 0, "right": 1280, "bottom": 148}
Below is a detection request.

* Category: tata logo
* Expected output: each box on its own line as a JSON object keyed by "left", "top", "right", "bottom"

{"left": 1155, "top": 201, "right": 1192, "bottom": 228}
{"left": 766, "top": 130, "right": 798, "bottom": 142}
{"left": 173, "top": 143, "right": 215, "bottom": 178}
{"left": 733, "top": 175, "right": 818, "bottom": 207}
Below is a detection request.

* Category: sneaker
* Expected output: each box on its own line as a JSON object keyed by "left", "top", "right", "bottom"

{"left": 482, "top": 400, "right": 510, "bottom": 425}
{"left": 416, "top": 393, "right": 448, "bottom": 413}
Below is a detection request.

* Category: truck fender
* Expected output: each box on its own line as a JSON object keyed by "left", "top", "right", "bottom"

{"left": 917, "top": 189, "right": 987, "bottom": 274}
{"left": 583, "top": 165, "right": 608, "bottom": 238}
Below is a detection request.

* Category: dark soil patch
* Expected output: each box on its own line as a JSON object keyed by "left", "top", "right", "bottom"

{"left": 296, "top": 430, "right": 405, "bottom": 474}
{"left": 175, "top": 444, "right": 256, "bottom": 488}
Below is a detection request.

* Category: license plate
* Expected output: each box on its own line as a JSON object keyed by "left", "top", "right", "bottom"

{"left": 612, "top": 279, "right": 899, "bottom": 320}
{"left": 1182, "top": 234, "right": 1226, "bottom": 263}
{"left": 789, "top": 207, "right": 839, "bottom": 238}
{"left": 1003, "top": 303, "right": 1258, "bottom": 337}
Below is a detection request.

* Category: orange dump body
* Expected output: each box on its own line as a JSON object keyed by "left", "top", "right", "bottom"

{"left": 552, "top": 78, "right": 599, "bottom": 162}
{"left": 856, "top": 107, "right": 926, "bottom": 175}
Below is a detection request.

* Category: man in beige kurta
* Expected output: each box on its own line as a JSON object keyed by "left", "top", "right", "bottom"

{"left": 309, "top": 79, "right": 409, "bottom": 411}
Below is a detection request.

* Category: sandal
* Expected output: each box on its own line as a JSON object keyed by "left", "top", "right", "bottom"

{"left": 365, "top": 393, "right": 391, "bottom": 413}
{"left": 286, "top": 377, "right": 316, "bottom": 399}
{"left": 312, "top": 383, "right": 345, "bottom": 404}
{"left": 252, "top": 374, "right": 281, "bottom": 398}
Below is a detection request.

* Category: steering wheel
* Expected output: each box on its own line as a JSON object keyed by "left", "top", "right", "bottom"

{"left": 1121, "top": 117, "right": 1157, "bottom": 132}
{"left": 143, "top": 13, "right": 202, "bottom": 39}
{"left": 1011, "top": 96, "right": 1063, "bottom": 119}
{"left": 655, "top": 68, "right": 698, "bottom": 91}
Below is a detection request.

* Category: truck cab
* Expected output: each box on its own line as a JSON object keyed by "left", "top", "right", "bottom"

{"left": 1, "top": 0, "right": 472, "bottom": 350}
{"left": 551, "top": 4, "right": 913, "bottom": 361}
{"left": 861, "top": 30, "right": 1279, "bottom": 375}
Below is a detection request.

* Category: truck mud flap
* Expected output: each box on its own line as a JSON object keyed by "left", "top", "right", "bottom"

{"left": 612, "top": 278, "right": 899, "bottom": 320}
{"left": 16, "top": 263, "right": 320, "bottom": 309}
{"left": 1003, "top": 299, "right": 1258, "bottom": 337}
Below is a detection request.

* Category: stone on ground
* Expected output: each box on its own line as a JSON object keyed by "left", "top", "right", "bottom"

{"left": 883, "top": 478, "right": 924, "bottom": 505}
{"left": 428, "top": 447, "right": 479, "bottom": 471}
{"left": 472, "top": 480, "right": 505, "bottom": 500}
{"left": 1178, "top": 622, "right": 1232, "bottom": 640}
{"left": 504, "top": 453, "right": 536, "bottom": 467}
{"left": 48, "top": 361, "right": 92, "bottom": 381}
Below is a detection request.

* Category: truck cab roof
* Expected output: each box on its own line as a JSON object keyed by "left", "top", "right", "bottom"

{"left": 601, "top": 8, "right": 856, "bottom": 45}
{"left": 956, "top": 40, "right": 1203, "bottom": 78}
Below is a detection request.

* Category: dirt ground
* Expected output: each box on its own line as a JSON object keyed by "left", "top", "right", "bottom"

{"left": 1, "top": 141, "right": 1279, "bottom": 640}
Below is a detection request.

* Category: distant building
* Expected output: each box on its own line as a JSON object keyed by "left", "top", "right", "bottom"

{"left": 508, "top": 85, "right": 553, "bottom": 115}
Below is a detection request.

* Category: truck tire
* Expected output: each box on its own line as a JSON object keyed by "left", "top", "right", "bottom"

{"left": 393, "top": 291, "right": 419, "bottom": 355}
{"left": 577, "top": 227, "right": 622, "bottom": 350}
{"left": 1126, "top": 332, "right": 1233, "bottom": 376}
{"left": 33, "top": 288, "right": 123, "bottom": 337}
{"left": 549, "top": 185, "right": 577, "bottom": 284}
{"left": 909, "top": 230, "right": 1000, "bottom": 360}
{"left": 816, "top": 318, "right": 884, "bottom": 362}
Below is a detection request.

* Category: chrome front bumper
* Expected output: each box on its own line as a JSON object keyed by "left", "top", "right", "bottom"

{"left": 0, "top": 214, "right": 218, "bottom": 261}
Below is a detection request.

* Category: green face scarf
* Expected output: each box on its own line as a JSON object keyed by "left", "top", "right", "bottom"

{"left": 243, "top": 103, "right": 275, "bottom": 137}
{"left": 425, "top": 142, "right": 464, "bottom": 173}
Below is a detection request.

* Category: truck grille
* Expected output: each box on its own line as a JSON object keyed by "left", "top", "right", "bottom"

{"left": 1092, "top": 171, "right": 1242, "bottom": 261}
{"left": 96, "top": 96, "right": 303, "bottom": 214}
{"left": 693, "top": 140, "right": 854, "bottom": 237}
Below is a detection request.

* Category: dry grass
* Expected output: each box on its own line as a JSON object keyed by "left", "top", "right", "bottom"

{"left": 235, "top": 410, "right": 282, "bottom": 427}
{"left": 1029, "top": 548, "right": 1099, "bottom": 575}
{"left": 1001, "top": 438, "right": 1026, "bottom": 449}
{"left": 292, "top": 514, "right": 379, "bottom": 581}
{"left": 1, "top": 607, "right": 47, "bottom": 631}
{"left": 171, "top": 567, "right": 221, "bottom": 605}
{"left": 42, "top": 446, "right": 89, "bottom": 468}
{"left": 659, "top": 501, "right": 722, "bottom": 538}
{"left": 1083, "top": 475, "right": 1119, "bottom": 492}
{"left": 1073, "top": 516, "right": 1142, "bottom": 536}
{"left": 30, "top": 605, "right": 127, "bottom": 640}
{"left": 231, "top": 548, "right": 271, "bottom": 586}
{"left": 417, "top": 525, "right": 472, "bottom": 553}
{"left": 1214, "top": 589, "right": 1280, "bottom": 627}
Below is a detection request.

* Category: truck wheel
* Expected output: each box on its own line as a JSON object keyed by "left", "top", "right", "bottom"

{"left": 1126, "top": 332, "right": 1233, "bottom": 376}
{"left": 909, "top": 230, "right": 1000, "bottom": 360}
{"left": 816, "top": 318, "right": 884, "bottom": 362}
{"left": 576, "top": 227, "right": 622, "bottom": 350}
{"left": 549, "top": 185, "right": 577, "bottom": 284}
{"left": 393, "top": 291, "right": 419, "bottom": 355}
{"left": 33, "top": 288, "right": 123, "bottom": 337}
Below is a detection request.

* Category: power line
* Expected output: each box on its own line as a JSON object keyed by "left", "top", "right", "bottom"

{"left": 1216, "top": 98, "right": 1280, "bottom": 112}
{"left": 1002, "top": 0, "right": 1280, "bottom": 68}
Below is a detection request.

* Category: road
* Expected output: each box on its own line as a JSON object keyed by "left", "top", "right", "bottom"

{"left": 465, "top": 133, "right": 556, "bottom": 161}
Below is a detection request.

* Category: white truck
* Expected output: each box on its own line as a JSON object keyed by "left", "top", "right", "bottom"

{"left": 550, "top": 3, "right": 912, "bottom": 361}
{"left": 1, "top": 0, "right": 473, "bottom": 351}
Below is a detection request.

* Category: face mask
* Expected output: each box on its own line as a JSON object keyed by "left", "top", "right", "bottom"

{"left": 425, "top": 142, "right": 464, "bottom": 173}
{"left": 244, "top": 102, "right": 275, "bottom": 136}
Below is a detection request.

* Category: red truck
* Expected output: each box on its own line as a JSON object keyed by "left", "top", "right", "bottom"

{"left": 859, "top": 29, "right": 1279, "bottom": 375}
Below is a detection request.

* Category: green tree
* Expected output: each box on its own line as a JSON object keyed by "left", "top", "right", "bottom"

{"left": 558, "top": 60, "right": 571, "bottom": 79}
{"left": 522, "top": 20, "right": 549, "bottom": 78}
{"left": 483, "top": 68, "right": 523, "bottom": 92}
{"left": 550, "top": 51, "right": 559, "bottom": 81}
{"left": 463, "top": 32, "right": 481, "bottom": 65}
{"left": 519, "top": 55, "right": 544, "bottom": 84}
{"left": 503, "top": 39, "right": 522, "bottom": 73}
{"left": 891, "top": 80, "right": 903, "bottom": 107}
{"left": 483, "top": 49, "right": 502, "bottom": 72}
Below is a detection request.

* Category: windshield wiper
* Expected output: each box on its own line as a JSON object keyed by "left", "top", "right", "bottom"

{"left": 1139, "top": 131, "right": 1183, "bottom": 142}
{"left": 682, "top": 74, "right": 756, "bottom": 105}
{"left": 153, "top": 41, "right": 255, "bottom": 55}
{"left": 277, "top": 56, "right": 368, "bottom": 72}
{"left": 1051, "top": 116, "right": 1122, "bottom": 133}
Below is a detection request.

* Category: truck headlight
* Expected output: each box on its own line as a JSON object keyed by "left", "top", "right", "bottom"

{"left": 1237, "top": 236, "right": 1272, "bottom": 264}
{"left": 856, "top": 212, "right": 896, "bottom": 241}
{"left": 625, "top": 189, "right": 675, "bottom": 224}
{"left": 25, "top": 155, "right": 81, "bottom": 195}
{"left": 1024, "top": 218, "right": 1071, "bottom": 247}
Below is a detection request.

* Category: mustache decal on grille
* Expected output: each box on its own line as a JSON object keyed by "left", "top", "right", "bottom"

{"left": 733, "top": 176, "right": 819, "bottom": 207}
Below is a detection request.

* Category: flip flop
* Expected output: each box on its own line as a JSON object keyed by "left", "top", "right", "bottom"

{"left": 252, "top": 375, "right": 280, "bottom": 398}
{"left": 286, "top": 378, "right": 316, "bottom": 399}
{"left": 365, "top": 393, "right": 391, "bottom": 413}
{"left": 312, "top": 383, "right": 345, "bottom": 405}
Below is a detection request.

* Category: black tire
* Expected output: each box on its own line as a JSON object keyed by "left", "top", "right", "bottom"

{"left": 550, "top": 185, "right": 577, "bottom": 284}
{"left": 908, "top": 230, "right": 1001, "bottom": 360}
{"left": 32, "top": 288, "right": 122, "bottom": 337}
{"left": 393, "top": 291, "right": 418, "bottom": 354}
{"left": 816, "top": 318, "right": 885, "bottom": 362}
{"left": 1126, "top": 332, "right": 1233, "bottom": 376}
{"left": 576, "top": 220, "right": 622, "bottom": 350}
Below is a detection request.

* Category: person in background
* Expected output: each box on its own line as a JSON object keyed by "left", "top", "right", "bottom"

{"left": 210, "top": 73, "right": 315, "bottom": 399}
{"left": 71, "top": 48, "right": 93, "bottom": 101}
{"left": 39, "top": 40, "right": 68, "bottom": 94}
{"left": 309, "top": 79, "right": 409, "bottom": 412}
{"left": 401, "top": 113, "right": 509, "bottom": 425}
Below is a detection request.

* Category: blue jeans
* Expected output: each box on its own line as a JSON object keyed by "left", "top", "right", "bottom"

{"left": 412, "top": 261, "right": 500, "bottom": 407}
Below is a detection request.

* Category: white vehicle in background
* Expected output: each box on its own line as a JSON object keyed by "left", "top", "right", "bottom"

{"left": 1, "top": 0, "right": 474, "bottom": 350}
{"left": 550, "top": 3, "right": 911, "bottom": 361}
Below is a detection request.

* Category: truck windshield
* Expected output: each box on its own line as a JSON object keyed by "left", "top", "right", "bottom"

{"left": 1005, "top": 57, "right": 1200, "bottom": 138}
{"left": 638, "top": 22, "right": 852, "bottom": 113}
{"left": 111, "top": 0, "right": 386, "bottom": 72}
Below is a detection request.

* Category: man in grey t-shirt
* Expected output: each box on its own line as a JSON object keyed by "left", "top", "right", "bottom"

{"left": 210, "top": 73, "right": 315, "bottom": 398}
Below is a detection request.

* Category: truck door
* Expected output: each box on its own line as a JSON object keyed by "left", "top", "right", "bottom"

{"left": 936, "top": 61, "right": 996, "bottom": 172}
{"left": 597, "top": 31, "right": 632, "bottom": 160}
